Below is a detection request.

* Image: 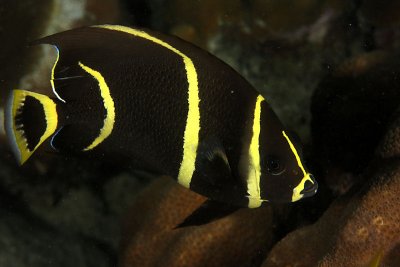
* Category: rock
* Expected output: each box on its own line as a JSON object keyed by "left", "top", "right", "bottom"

{"left": 120, "top": 177, "right": 275, "bottom": 267}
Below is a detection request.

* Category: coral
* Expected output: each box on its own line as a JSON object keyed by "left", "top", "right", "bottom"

{"left": 318, "top": 157, "right": 400, "bottom": 266}
{"left": 120, "top": 177, "right": 275, "bottom": 267}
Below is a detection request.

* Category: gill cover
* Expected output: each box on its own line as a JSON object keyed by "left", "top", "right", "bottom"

{"left": 5, "top": 90, "right": 58, "bottom": 164}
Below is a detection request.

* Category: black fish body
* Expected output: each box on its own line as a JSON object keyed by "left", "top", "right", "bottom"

{"left": 5, "top": 25, "right": 317, "bottom": 209}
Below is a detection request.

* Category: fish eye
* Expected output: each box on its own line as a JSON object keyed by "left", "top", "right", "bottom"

{"left": 265, "top": 157, "right": 285, "bottom": 175}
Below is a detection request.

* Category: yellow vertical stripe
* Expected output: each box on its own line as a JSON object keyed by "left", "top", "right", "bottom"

{"left": 178, "top": 57, "right": 200, "bottom": 188}
{"left": 246, "top": 95, "right": 264, "bottom": 208}
{"left": 95, "top": 25, "right": 200, "bottom": 188}
{"left": 282, "top": 131, "right": 314, "bottom": 202}
{"left": 282, "top": 131, "right": 306, "bottom": 176}
{"left": 78, "top": 62, "right": 115, "bottom": 151}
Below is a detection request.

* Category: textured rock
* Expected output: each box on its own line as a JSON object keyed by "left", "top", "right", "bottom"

{"left": 120, "top": 177, "right": 275, "bottom": 267}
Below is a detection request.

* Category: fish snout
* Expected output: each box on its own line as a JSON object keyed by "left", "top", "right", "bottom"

{"left": 300, "top": 174, "right": 318, "bottom": 197}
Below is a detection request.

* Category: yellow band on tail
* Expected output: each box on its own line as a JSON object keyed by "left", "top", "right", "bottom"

{"left": 5, "top": 90, "right": 58, "bottom": 165}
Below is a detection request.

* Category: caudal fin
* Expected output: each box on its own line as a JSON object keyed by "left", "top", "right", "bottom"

{"left": 5, "top": 90, "right": 58, "bottom": 165}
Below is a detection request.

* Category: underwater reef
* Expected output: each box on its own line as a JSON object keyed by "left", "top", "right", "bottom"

{"left": 120, "top": 177, "right": 274, "bottom": 267}
{"left": 0, "top": 0, "right": 399, "bottom": 267}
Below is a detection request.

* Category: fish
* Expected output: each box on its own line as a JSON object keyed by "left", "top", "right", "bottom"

{"left": 5, "top": 25, "right": 317, "bottom": 225}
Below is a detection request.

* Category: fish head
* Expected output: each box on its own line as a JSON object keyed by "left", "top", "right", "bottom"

{"left": 245, "top": 99, "right": 318, "bottom": 205}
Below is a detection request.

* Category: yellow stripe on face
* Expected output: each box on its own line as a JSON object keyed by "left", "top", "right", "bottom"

{"left": 282, "top": 131, "right": 314, "bottom": 202}
{"left": 78, "top": 62, "right": 115, "bottom": 151}
{"left": 95, "top": 25, "right": 200, "bottom": 189}
{"left": 282, "top": 131, "right": 306, "bottom": 175}
{"left": 246, "top": 95, "right": 264, "bottom": 208}
{"left": 8, "top": 90, "right": 58, "bottom": 165}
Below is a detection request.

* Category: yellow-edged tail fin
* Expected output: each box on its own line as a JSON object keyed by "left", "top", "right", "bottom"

{"left": 5, "top": 90, "right": 58, "bottom": 165}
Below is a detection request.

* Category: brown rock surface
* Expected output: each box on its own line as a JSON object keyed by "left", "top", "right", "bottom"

{"left": 120, "top": 177, "right": 275, "bottom": 267}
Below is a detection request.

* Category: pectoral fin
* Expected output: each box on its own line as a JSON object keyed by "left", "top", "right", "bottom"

{"left": 196, "top": 137, "right": 231, "bottom": 186}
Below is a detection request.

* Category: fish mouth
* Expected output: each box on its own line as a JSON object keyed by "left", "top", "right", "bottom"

{"left": 291, "top": 173, "right": 318, "bottom": 202}
{"left": 300, "top": 174, "right": 318, "bottom": 198}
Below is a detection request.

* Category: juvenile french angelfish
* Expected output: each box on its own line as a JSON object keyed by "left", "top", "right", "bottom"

{"left": 5, "top": 25, "right": 317, "bottom": 225}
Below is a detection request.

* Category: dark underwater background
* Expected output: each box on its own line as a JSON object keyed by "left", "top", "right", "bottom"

{"left": 0, "top": 1, "right": 399, "bottom": 266}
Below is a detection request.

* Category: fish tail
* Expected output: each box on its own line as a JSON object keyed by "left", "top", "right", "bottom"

{"left": 5, "top": 89, "right": 59, "bottom": 165}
